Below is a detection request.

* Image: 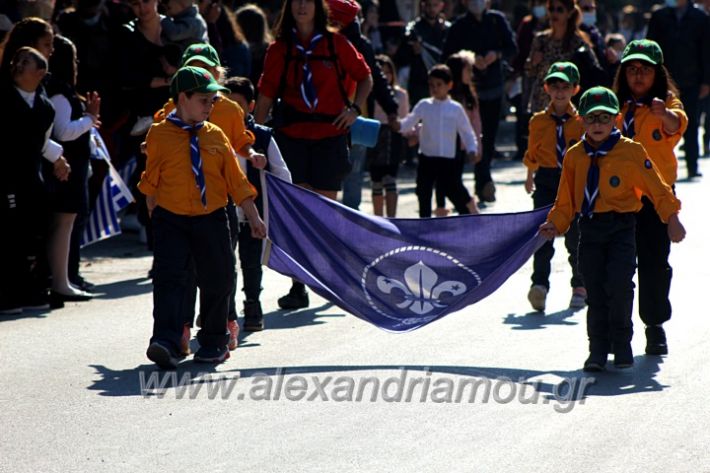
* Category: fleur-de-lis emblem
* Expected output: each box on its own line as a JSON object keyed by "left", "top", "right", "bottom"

{"left": 376, "top": 261, "right": 467, "bottom": 315}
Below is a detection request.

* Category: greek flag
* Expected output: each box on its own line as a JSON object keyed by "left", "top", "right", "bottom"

{"left": 80, "top": 130, "right": 135, "bottom": 247}
{"left": 262, "top": 173, "right": 548, "bottom": 333}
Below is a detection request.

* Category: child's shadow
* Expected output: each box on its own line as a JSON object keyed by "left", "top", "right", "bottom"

{"left": 503, "top": 308, "right": 581, "bottom": 330}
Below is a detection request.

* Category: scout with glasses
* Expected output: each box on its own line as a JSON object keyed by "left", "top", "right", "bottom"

{"left": 539, "top": 86, "right": 686, "bottom": 373}
{"left": 524, "top": 62, "right": 585, "bottom": 313}
{"left": 139, "top": 66, "right": 266, "bottom": 369}
{"left": 612, "top": 39, "right": 688, "bottom": 358}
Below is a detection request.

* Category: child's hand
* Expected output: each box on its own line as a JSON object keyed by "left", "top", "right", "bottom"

{"left": 85, "top": 91, "right": 101, "bottom": 119}
{"left": 650, "top": 97, "right": 667, "bottom": 117}
{"left": 249, "top": 152, "right": 267, "bottom": 170}
{"left": 525, "top": 172, "right": 534, "bottom": 194}
{"left": 667, "top": 214, "right": 686, "bottom": 243}
{"left": 538, "top": 222, "right": 558, "bottom": 240}
{"left": 53, "top": 157, "right": 71, "bottom": 181}
{"left": 249, "top": 217, "right": 267, "bottom": 239}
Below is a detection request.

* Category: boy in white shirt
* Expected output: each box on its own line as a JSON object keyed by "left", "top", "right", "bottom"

{"left": 394, "top": 64, "right": 479, "bottom": 217}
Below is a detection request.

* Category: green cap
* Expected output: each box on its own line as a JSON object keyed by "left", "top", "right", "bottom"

{"left": 544, "top": 62, "right": 580, "bottom": 84}
{"left": 621, "top": 39, "right": 663, "bottom": 65}
{"left": 578, "top": 86, "right": 620, "bottom": 116}
{"left": 181, "top": 43, "right": 221, "bottom": 68}
{"left": 170, "top": 66, "right": 229, "bottom": 96}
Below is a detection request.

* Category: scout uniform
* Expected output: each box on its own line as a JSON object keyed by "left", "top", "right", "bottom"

{"left": 546, "top": 87, "right": 681, "bottom": 371}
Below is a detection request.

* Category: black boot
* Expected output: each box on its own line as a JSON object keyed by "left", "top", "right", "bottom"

{"left": 645, "top": 325, "right": 668, "bottom": 355}
{"left": 613, "top": 342, "right": 634, "bottom": 369}
{"left": 277, "top": 283, "right": 309, "bottom": 310}
{"left": 243, "top": 300, "right": 264, "bottom": 332}
{"left": 584, "top": 339, "right": 609, "bottom": 372}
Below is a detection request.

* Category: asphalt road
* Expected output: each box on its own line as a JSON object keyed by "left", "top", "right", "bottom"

{"left": 1, "top": 150, "right": 709, "bottom": 473}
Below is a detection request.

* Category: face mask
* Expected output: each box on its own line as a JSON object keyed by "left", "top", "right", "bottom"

{"left": 582, "top": 11, "right": 596, "bottom": 26}
{"left": 665, "top": 0, "right": 677, "bottom": 7}
{"left": 532, "top": 5, "right": 546, "bottom": 19}
{"left": 469, "top": 0, "right": 486, "bottom": 15}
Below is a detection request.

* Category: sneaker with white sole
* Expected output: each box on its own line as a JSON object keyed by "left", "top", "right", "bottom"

{"left": 527, "top": 285, "right": 548, "bottom": 312}
{"left": 569, "top": 287, "right": 587, "bottom": 309}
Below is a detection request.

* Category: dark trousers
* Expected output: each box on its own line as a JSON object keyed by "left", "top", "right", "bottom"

{"left": 635, "top": 196, "right": 672, "bottom": 326}
{"left": 680, "top": 86, "right": 700, "bottom": 176}
{"left": 416, "top": 154, "right": 472, "bottom": 218}
{"left": 435, "top": 151, "right": 464, "bottom": 209}
{"left": 474, "top": 97, "right": 501, "bottom": 197}
{"left": 0, "top": 186, "right": 49, "bottom": 308}
{"left": 151, "top": 206, "right": 233, "bottom": 354}
{"left": 531, "top": 168, "right": 583, "bottom": 289}
{"left": 578, "top": 213, "right": 636, "bottom": 354}
{"left": 184, "top": 203, "right": 240, "bottom": 325}
{"left": 238, "top": 222, "right": 263, "bottom": 304}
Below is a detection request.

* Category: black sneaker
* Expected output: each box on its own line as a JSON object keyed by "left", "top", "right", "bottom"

{"left": 146, "top": 342, "right": 184, "bottom": 369}
{"left": 583, "top": 352, "right": 608, "bottom": 372}
{"left": 194, "top": 345, "right": 230, "bottom": 363}
{"left": 278, "top": 288, "right": 309, "bottom": 310}
{"left": 645, "top": 325, "right": 668, "bottom": 355}
{"left": 243, "top": 300, "right": 264, "bottom": 332}
{"left": 22, "top": 291, "right": 50, "bottom": 311}
{"left": 613, "top": 343, "right": 634, "bottom": 369}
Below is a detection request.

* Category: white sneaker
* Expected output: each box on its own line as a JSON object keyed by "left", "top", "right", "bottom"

{"left": 129, "top": 116, "right": 154, "bottom": 137}
{"left": 527, "top": 285, "right": 548, "bottom": 312}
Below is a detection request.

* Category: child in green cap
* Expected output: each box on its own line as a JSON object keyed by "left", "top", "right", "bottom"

{"left": 524, "top": 62, "right": 586, "bottom": 313}
{"left": 539, "top": 86, "right": 686, "bottom": 372}
{"left": 612, "top": 38, "right": 688, "bottom": 356}
{"left": 138, "top": 66, "right": 266, "bottom": 369}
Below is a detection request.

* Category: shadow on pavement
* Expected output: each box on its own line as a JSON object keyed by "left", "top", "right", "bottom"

{"left": 93, "top": 277, "right": 153, "bottom": 300}
{"left": 503, "top": 308, "right": 580, "bottom": 330}
{"left": 87, "top": 356, "right": 667, "bottom": 402}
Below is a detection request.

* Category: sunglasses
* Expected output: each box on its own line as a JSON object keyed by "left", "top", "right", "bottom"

{"left": 583, "top": 113, "right": 613, "bottom": 124}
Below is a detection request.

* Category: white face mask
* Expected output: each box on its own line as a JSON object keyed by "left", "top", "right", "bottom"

{"left": 582, "top": 11, "right": 596, "bottom": 26}
{"left": 468, "top": 0, "right": 486, "bottom": 15}
{"left": 532, "top": 5, "right": 546, "bottom": 19}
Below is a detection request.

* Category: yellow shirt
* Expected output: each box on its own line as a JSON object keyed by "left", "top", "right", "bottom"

{"left": 154, "top": 94, "right": 255, "bottom": 156}
{"left": 615, "top": 93, "right": 687, "bottom": 185}
{"left": 524, "top": 104, "right": 584, "bottom": 171}
{"left": 548, "top": 136, "right": 680, "bottom": 234}
{"left": 138, "top": 120, "right": 257, "bottom": 216}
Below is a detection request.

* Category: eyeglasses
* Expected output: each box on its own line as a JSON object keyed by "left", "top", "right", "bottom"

{"left": 583, "top": 113, "right": 613, "bottom": 124}
{"left": 626, "top": 65, "right": 654, "bottom": 76}
{"left": 548, "top": 6, "right": 566, "bottom": 14}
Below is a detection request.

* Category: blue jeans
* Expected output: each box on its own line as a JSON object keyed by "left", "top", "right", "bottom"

{"left": 341, "top": 144, "right": 367, "bottom": 210}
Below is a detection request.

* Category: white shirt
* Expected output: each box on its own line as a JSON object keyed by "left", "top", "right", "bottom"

{"left": 399, "top": 97, "right": 478, "bottom": 158}
{"left": 15, "top": 86, "right": 64, "bottom": 163}
{"left": 50, "top": 94, "right": 95, "bottom": 142}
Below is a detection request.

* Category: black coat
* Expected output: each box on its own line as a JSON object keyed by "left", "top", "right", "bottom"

{"left": 646, "top": 5, "right": 710, "bottom": 89}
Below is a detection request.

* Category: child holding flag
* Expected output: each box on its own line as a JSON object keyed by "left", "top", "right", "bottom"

{"left": 539, "top": 87, "right": 685, "bottom": 372}
{"left": 612, "top": 39, "right": 688, "bottom": 356}
{"left": 139, "top": 66, "right": 266, "bottom": 369}
{"left": 524, "top": 62, "right": 585, "bottom": 312}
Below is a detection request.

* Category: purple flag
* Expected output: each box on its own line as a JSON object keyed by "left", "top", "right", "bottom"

{"left": 263, "top": 173, "right": 548, "bottom": 332}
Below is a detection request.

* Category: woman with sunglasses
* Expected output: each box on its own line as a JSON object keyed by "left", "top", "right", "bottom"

{"left": 612, "top": 39, "right": 687, "bottom": 357}
{"left": 524, "top": 0, "right": 601, "bottom": 114}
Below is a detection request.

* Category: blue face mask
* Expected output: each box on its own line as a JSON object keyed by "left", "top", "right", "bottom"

{"left": 665, "top": 0, "right": 677, "bottom": 7}
{"left": 582, "top": 11, "right": 596, "bottom": 26}
{"left": 532, "top": 5, "right": 546, "bottom": 19}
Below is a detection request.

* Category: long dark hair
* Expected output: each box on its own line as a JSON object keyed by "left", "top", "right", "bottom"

{"left": 0, "top": 17, "right": 53, "bottom": 75}
{"left": 546, "top": 0, "right": 590, "bottom": 50}
{"left": 273, "top": 0, "right": 331, "bottom": 40}
{"left": 46, "top": 35, "right": 78, "bottom": 97}
{"left": 446, "top": 51, "right": 479, "bottom": 111}
{"left": 612, "top": 60, "right": 679, "bottom": 103}
{"left": 236, "top": 3, "right": 273, "bottom": 45}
